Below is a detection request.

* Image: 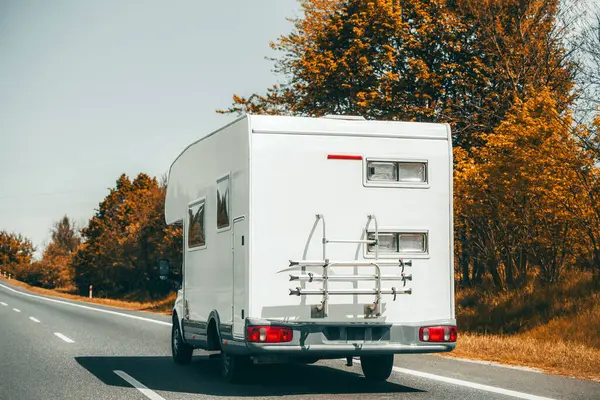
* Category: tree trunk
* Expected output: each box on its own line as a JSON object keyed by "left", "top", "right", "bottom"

{"left": 460, "top": 230, "right": 471, "bottom": 286}
{"left": 516, "top": 247, "right": 528, "bottom": 285}
{"left": 488, "top": 258, "right": 504, "bottom": 290}
{"left": 505, "top": 253, "right": 514, "bottom": 287}
{"left": 592, "top": 247, "right": 600, "bottom": 287}
{"left": 473, "top": 258, "right": 484, "bottom": 284}
{"left": 461, "top": 257, "right": 471, "bottom": 286}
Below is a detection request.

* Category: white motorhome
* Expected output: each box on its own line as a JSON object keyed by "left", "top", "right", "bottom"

{"left": 161, "top": 114, "right": 456, "bottom": 383}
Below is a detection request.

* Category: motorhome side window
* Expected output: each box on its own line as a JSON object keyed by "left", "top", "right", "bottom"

{"left": 217, "top": 175, "right": 230, "bottom": 229}
{"left": 188, "top": 200, "right": 206, "bottom": 248}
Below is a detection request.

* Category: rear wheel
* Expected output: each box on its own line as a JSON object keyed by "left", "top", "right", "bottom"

{"left": 171, "top": 320, "right": 193, "bottom": 364}
{"left": 220, "top": 351, "right": 251, "bottom": 383}
{"left": 360, "top": 354, "right": 394, "bottom": 382}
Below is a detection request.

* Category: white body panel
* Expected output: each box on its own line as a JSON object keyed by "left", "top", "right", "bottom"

{"left": 166, "top": 115, "right": 454, "bottom": 332}
{"left": 166, "top": 117, "right": 250, "bottom": 335}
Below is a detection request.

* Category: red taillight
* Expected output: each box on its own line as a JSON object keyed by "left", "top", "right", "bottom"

{"left": 247, "top": 326, "right": 293, "bottom": 343}
{"left": 419, "top": 326, "right": 457, "bottom": 342}
{"left": 247, "top": 327, "right": 260, "bottom": 342}
{"left": 327, "top": 154, "right": 363, "bottom": 160}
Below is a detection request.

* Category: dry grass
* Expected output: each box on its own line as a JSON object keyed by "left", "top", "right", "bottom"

{"left": 0, "top": 276, "right": 175, "bottom": 315}
{"left": 525, "top": 303, "right": 600, "bottom": 349}
{"left": 440, "top": 332, "right": 600, "bottom": 382}
{"left": 450, "top": 270, "right": 600, "bottom": 381}
{"left": 456, "top": 271, "right": 600, "bottom": 336}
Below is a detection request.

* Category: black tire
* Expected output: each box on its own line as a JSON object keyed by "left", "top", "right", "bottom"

{"left": 172, "top": 320, "right": 193, "bottom": 364}
{"left": 360, "top": 354, "right": 394, "bottom": 382}
{"left": 220, "top": 351, "right": 251, "bottom": 383}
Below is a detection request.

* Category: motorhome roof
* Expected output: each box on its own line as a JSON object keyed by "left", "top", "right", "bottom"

{"left": 249, "top": 115, "right": 450, "bottom": 140}
{"left": 167, "top": 115, "right": 451, "bottom": 185}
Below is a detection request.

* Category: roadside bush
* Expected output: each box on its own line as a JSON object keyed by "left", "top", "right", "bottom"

{"left": 14, "top": 261, "right": 61, "bottom": 289}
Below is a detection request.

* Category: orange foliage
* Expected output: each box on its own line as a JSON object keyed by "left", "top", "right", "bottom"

{"left": 454, "top": 89, "right": 593, "bottom": 287}
{"left": 72, "top": 173, "right": 182, "bottom": 299}
{"left": 219, "top": 0, "right": 574, "bottom": 149}
{"left": 0, "top": 231, "right": 35, "bottom": 276}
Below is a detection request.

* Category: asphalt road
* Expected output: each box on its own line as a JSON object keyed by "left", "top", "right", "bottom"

{"left": 1, "top": 280, "right": 598, "bottom": 400}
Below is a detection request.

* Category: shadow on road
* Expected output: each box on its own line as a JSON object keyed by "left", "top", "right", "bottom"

{"left": 75, "top": 354, "right": 424, "bottom": 397}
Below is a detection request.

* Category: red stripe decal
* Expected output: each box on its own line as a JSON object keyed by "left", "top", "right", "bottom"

{"left": 327, "top": 154, "right": 363, "bottom": 160}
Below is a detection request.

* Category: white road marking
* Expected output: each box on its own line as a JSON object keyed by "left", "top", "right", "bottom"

{"left": 0, "top": 302, "right": 7, "bottom": 306}
{"left": 445, "top": 356, "right": 542, "bottom": 373}
{"left": 114, "top": 370, "right": 166, "bottom": 400}
{"left": 350, "top": 359, "right": 555, "bottom": 400}
{"left": 29, "top": 317, "right": 40, "bottom": 323}
{"left": 13, "top": 308, "right": 20, "bottom": 312}
{"left": 0, "top": 282, "right": 171, "bottom": 327}
{"left": 54, "top": 332, "right": 74, "bottom": 343}
{"left": 391, "top": 366, "right": 556, "bottom": 400}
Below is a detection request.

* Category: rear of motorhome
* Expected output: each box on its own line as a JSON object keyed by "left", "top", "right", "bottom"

{"left": 161, "top": 114, "right": 456, "bottom": 382}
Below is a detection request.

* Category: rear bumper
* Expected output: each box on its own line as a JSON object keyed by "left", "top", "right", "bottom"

{"left": 247, "top": 343, "right": 453, "bottom": 356}
{"left": 223, "top": 318, "right": 456, "bottom": 357}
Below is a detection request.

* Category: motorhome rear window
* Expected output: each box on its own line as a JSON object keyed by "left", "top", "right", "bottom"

{"left": 217, "top": 174, "right": 230, "bottom": 230}
{"left": 366, "top": 231, "right": 428, "bottom": 255}
{"left": 188, "top": 200, "right": 206, "bottom": 248}
{"left": 364, "top": 158, "right": 429, "bottom": 188}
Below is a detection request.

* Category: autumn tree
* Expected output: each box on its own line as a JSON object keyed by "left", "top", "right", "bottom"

{"left": 49, "top": 215, "right": 80, "bottom": 255}
{"left": 33, "top": 215, "right": 82, "bottom": 289}
{"left": 0, "top": 232, "right": 55, "bottom": 288}
{"left": 455, "top": 89, "right": 586, "bottom": 287}
{"left": 220, "top": 0, "right": 575, "bottom": 149}
{"left": 0, "top": 231, "right": 35, "bottom": 275}
{"left": 218, "top": 0, "right": 597, "bottom": 290}
{"left": 571, "top": 3, "right": 600, "bottom": 117}
{"left": 72, "top": 173, "right": 182, "bottom": 298}
{"left": 566, "top": 115, "right": 600, "bottom": 278}
{"left": 573, "top": 10, "right": 600, "bottom": 161}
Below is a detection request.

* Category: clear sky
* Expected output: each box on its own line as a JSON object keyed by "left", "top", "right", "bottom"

{"left": 0, "top": 0, "right": 299, "bottom": 254}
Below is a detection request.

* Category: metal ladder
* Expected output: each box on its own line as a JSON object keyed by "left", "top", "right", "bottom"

{"left": 286, "top": 214, "right": 413, "bottom": 318}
